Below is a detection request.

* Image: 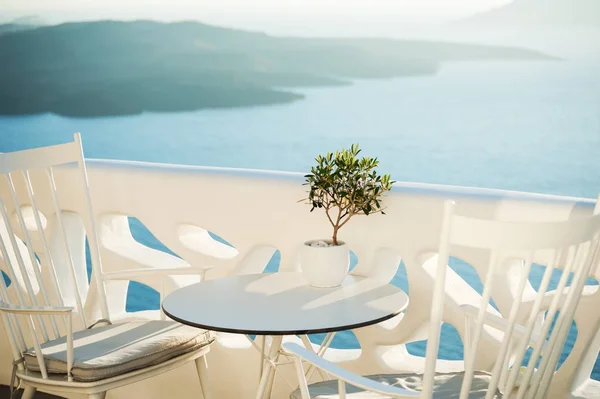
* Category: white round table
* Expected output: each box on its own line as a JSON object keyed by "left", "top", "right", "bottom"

{"left": 162, "top": 272, "right": 409, "bottom": 399}
{"left": 162, "top": 272, "right": 409, "bottom": 335}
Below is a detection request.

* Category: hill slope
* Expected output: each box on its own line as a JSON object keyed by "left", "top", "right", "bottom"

{"left": 0, "top": 20, "right": 556, "bottom": 117}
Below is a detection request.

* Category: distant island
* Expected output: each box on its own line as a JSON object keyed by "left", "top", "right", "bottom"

{"left": 0, "top": 20, "right": 557, "bottom": 117}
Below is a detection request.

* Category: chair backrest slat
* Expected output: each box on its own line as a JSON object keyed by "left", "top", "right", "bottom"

{"left": 0, "top": 210, "right": 28, "bottom": 310}
{"left": 516, "top": 244, "right": 580, "bottom": 399}
{"left": 0, "top": 196, "right": 50, "bottom": 343}
{"left": 503, "top": 249, "right": 560, "bottom": 399}
{"left": 21, "top": 169, "right": 67, "bottom": 322}
{"left": 486, "top": 255, "right": 534, "bottom": 396}
{"left": 0, "top": 268, "right": 27, "bottom": 358}
{"left": 0, "top": 236, "right": 29, "bottom": 355}
{"left": 459, "top": 248, "right": 500, "bottom": 399}
{"left": 25, "top": 313, "right": 48, "bottom": 378}
{"left": 75, "top": 139, "right": 110, "bottom": 320}
{"left": 425, "top": 199, "right": 600, "bottom": 399}
{"left": 74, "top": 133, "right": 110, "bottom": 321}
{"left": 421, "top": 200, "right": 454, "bottom": 398}
{"left": 46, "top": 167, "right": 87, "bottom": 328}
{"left": 0, "top": 310, "right": 23, "bottom": 370}
{"left": 533, "top": 239, "right": 599, "bottom": 399}
{"left": 6, "top": 172, "right": 59, "bottom": 340}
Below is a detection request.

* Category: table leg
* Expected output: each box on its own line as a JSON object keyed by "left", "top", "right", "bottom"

{"left": 256, "top": 335, "right": 283, "bottom": 399}
{"left": 259, "top": 335, "right": 266, "bottom": 382}
{"left": 265, "top": 337, "right": 282, "bottom": 399}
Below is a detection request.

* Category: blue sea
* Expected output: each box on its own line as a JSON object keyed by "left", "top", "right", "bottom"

{"left": 1, "top": 59, "right": 599, "bottom": 378}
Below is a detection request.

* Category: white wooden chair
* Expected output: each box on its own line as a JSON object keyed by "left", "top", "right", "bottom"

{"left": 0, "top": 134, "right": 214, "bottom": 399}
{"left": 285, "top": 200, "right": 600, "bottom": 399}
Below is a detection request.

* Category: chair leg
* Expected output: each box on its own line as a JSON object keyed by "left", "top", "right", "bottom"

{"left": 21, "top": 385, "right": 36, "bottom": 399}
{"left": 88, "top": 393, "right": 106, "bottom": 399}
{"left": 195, "top": 356, "right": 212, "bottom": 399}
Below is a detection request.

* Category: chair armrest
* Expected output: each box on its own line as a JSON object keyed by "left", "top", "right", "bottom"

{"left": 283, "top": 343, "right": 420, "bottom": 398}
{"left": 0, "top": 301, "right": 73, "bottom": 315}
{"left": 0, "top": 301, "right": 76, "bottom": 381}
{"left": 103, "top": 265, "right": 212, "bottom": 280}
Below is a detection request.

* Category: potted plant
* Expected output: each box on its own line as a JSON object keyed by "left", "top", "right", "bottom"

{"left": 300, "top": 144, "right": 394, "bottom": 287}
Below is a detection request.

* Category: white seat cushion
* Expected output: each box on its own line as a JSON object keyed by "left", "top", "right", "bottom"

{"left": 24, "top": 321, "right": 214, "bottom": 382}
{"left": 291, "top": 371, "right": 500, "bottom": 399}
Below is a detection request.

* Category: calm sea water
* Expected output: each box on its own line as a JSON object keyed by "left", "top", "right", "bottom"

{"left": 1, "top": 59, "right": 599, "bottom": 377}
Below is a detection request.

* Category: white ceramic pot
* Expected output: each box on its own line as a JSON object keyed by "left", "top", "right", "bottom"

{"left": 300, "top": 240, "right": 350, "bottom": 287}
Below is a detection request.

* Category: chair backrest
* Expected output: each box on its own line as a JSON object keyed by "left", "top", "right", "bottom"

{"left": 0, "top": 134, "right": 109, "bottom": 366}
{"left": 422, "top": 200, "right": 600, "bottom": 399}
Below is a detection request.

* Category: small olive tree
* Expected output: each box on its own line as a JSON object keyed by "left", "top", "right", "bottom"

{"left": 303, "top": 144, "right": 394, "bottom": 246}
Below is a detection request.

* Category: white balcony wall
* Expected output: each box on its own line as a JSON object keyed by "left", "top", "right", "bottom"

{"left": 0, "top": 159, "right": 598, "bottom": 399}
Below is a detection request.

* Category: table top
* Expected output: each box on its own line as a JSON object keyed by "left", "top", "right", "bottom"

{"left": 162, "top": 272, "right": 409, "bottom": 335}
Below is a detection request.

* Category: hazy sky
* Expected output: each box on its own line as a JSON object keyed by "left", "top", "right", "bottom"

{"left": 1, "top": 0, "right": 511, "bottom": 22}
{"left": 1, "top": 0, "right": 513, "bottom": 35}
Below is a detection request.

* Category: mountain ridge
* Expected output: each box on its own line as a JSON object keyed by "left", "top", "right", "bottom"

{"left": 0, "top": 19, "right": 557, "bottom": 117}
